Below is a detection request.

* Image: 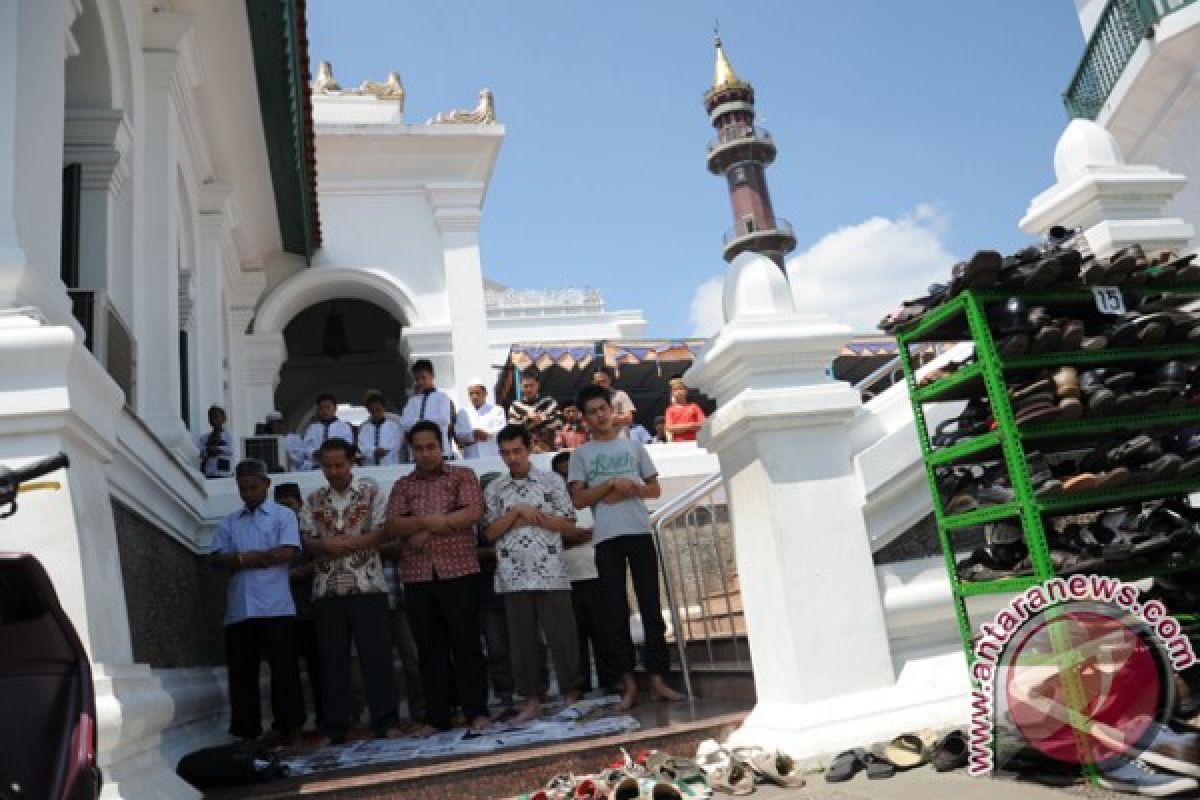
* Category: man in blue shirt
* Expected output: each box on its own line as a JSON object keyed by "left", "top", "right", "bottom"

{"left": 210, "top": 459, "right": 305, "bottom": 742}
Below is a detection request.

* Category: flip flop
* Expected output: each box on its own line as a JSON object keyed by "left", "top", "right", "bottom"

{"left": 864, "top": 752, "right": 896, "bottom": 780}
{"left": 882, "top": 730, "right": 938, "bottom": 769}
{"left": 825, "top": 748, "right": 866, "bottom": 782}
{"left": 747, "top": 750, "right": 806, "bottom": 787}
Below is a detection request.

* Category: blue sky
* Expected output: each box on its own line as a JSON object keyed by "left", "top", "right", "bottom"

{"left": 306, "top": 1, "right": 1088, "bottom": 335}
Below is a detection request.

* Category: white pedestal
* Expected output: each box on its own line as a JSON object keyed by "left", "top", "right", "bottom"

{"left": 685, "top": 253, "right": 970, "bottom": 760}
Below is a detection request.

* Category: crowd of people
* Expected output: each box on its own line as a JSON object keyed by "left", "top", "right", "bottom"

{"left": 197, "top": 360, "right": 708, "bottom": 478}
{"left": 208, "top": 381, "right": 695, "bottom": 748}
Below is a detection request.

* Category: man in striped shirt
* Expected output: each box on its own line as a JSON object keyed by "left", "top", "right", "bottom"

{"left": 508, "top": 371, "right": 562, "bottom": 450}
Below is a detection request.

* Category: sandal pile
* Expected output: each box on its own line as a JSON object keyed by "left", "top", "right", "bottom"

{"left": 694, "top": 740, "right": 806, "bottom": 795}
{"left": 824, "top": 729, "right": 968, "bottom": 783}
{"left": 513, "top": 747, "right": 717, "bottom": 799}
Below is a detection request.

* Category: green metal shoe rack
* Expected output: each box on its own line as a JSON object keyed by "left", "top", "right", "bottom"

{"left": 896, "top": 285, "right": 1200, "bottom": 663}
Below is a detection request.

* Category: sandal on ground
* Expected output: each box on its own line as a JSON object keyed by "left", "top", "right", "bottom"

{"left": 863, "top": 752, "right": 896, "bottom": 780}
{"left": 825, "top": 748, "right": 866, "bottom": 782}
{"left": 931, "top": 730, "right": 969, "bottom": 772}
{"left": 882, "top": 730, "right": 938, "bottom": 769}
{"left": 746, "top": 751, "right": 805, "bottom": 787}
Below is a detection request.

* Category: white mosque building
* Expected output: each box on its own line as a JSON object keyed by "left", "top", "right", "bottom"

{"left": 0, "top": 0, "right": 1197, "bottom": 796}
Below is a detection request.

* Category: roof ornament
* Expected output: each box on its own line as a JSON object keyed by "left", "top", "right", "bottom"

{"left": 313, "top": 60, "right": 341, "bottom": 93}
{"left": 359, "top": 71, "right": 405, "bottom": 107}
{"left": 712, "top": 28, "right": 741, "bottom": 89}
{"left": 429, "top": 88, "right": 497, "bottom": 124}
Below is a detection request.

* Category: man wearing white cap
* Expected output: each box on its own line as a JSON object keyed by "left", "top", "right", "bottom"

{"left": 455, "top": 378, "right": 506, "bottom": 460}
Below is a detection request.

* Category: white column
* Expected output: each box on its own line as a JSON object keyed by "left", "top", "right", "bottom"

{"left": 1020, "top": 119, "right": 1194, "bottom": 255}
{"left": 63, "top": 109, "right": 132, "bottom": 290}
{"left": 0, "top": 0, "right": 78, "bottom": 325}
{"left": 0, "top": 309, "right": 199, "bottom": 799}
{"left": 239, "top": 332, "right": 287, "bottom": 439}
{"left": 430, "top": 185, "right": 489, "bottom": 395}
{"left": 686, "top": 252, "right": 968, "bottom": 760}
{"left": 136, "top": 14, "right": 197, "bottom": 449}
{"left": 193, "top": 183, "right": 237, "bottom": 428}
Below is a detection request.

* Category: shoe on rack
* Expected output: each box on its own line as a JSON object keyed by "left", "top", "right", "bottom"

{"left": 991, "top": 297, "right": 1033, "bottom": 335}
{"left": 1060, "top": 319, "right": 1085, "bottom": 351}
{"left": 1053, "top": 367, "right": 1080, "bottom": 399}
{"left": 944, "top": 484, "right": 1015, "bottom": 515}
{"left": 1097, "top": 757, "right": 1199, "bottom": 796}
{"left": 1010, "top": 377, "right": 1055, "bottom": 403}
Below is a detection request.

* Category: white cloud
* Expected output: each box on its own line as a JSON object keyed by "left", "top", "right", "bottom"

{"left": 689, "top": 204, "right": 956, "bottom": 336}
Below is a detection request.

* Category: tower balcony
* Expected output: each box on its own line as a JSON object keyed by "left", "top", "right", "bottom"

{"left": 1064, "top": 0, "right": 1198, "bottom": 120}
{"left": 722, "top": 217, "right": 797, "bottom": 263}
{"left": 706, "top": 125, "right": 777, "bottom": 174}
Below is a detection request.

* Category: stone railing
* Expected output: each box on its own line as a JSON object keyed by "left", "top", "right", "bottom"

{"left": 484, "top": 287, "right": 605, "bottom": 314}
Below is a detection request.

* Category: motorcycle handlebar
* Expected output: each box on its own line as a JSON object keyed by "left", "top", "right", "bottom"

{"left": 3, "top": 453, "right": 70, "bottom": 486}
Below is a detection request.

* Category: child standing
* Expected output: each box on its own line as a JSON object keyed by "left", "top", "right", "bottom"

{"left": 567, "top": 385, "right": 685, "bottom": 710}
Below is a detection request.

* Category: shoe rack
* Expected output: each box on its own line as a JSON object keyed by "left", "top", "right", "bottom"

{"left": 896, "top": 284, "right": 1200, "bottom": 664}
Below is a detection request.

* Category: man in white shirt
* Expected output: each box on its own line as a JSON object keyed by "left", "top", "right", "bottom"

{"left": 302, "top": 393, "right": 355, "bottom": 470}
{"left": 358, "top": 391, "right": 402, "bottom": 466}
{"left": 197, "top": 405, "right": 235, "bottom": 478}
{"left": 455, "top": 378, "right": 506, "bottom": 460}
{"left": 267, "top": 412, "right": 307, "bottom": 473}
{"left": 399, "top": 359, "right": 456, "bottom": 457}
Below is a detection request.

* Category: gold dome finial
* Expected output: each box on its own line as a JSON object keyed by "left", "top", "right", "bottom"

{"left": 712, "top": 30, "right": 740, "bottom": 89}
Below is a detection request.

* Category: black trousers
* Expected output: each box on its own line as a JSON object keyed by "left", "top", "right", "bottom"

{"left": 571, "top": 577, "right": 620, "bottom": 691}
{"left": 406, "top": 572, "right": 489, "bottom": 729}
{"left": 595, "top": 534, "right": 671, "bottom": 675}
{"left": 224, "top": 616, "right": 305, "bottom": 739}
{"left": 295, "top": 617, "right": 324, "bottom": 728}
{"left": 313, "top": 594, "right": 399, "bottom": 740}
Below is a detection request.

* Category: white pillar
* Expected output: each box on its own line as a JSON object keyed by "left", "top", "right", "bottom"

{"left": 135, "top": 12, "right": 197, "bottom": 450}
{"left": 686, "top": 252, "right": 968, "bottom": 760}
{"left": 63, "top": 109, "right": 132, "bottom": 291}
{"left": 1020, "top": 119, "right": 1194, "bottom": 255}
{"left": 430, "top": 185, "right": 489, "bottom": 394}
{"left": 0, "top": 310, "right": 198, "bottom": 799}
{"left": 0, "top": 0, "right": 78, "bottom": 326}
{"left": 240, "top": 332, "right": 286, "bottom": 439}
{"left": 193, "top": 183, "right": 237, "bottom": 427}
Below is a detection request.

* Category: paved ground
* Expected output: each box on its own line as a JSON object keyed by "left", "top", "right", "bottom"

{"left": 738, "top": 768, "right": 1118, "bottom": 800}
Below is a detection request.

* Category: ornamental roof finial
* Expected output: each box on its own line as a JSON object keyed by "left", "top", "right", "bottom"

{"left": 712, "top": 27, "right": 740, "bottom": 89}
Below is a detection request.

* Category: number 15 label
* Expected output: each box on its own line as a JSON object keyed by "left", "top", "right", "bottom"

{"left": 1092, "top": 287, "right": 1126, "bottom": 315}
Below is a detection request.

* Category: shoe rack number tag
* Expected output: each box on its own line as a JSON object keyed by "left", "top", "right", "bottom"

{"left": 1092, "top": 287, "right": 1126, "bottom": 315}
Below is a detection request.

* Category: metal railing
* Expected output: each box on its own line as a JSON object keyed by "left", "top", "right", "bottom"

{"left": 722, "top": 216, "right": 794, "bottom": 247}
{"left": 1064, "top": 0, "right": 1197, "bottom": 119}
{"left": 648, "top": 358, "right": 922, "bottom": 694}
{"left": 651, "top": 472, "right": 734, "bottom": 698}
{"left": 706, "top": 125, "right": 773, "bottom": 154}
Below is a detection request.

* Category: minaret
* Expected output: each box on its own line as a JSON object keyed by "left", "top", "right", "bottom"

{"left": 704, "top": 36, "right": 796, "bottom": 272}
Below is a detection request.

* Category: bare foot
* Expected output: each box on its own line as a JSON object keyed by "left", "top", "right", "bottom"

{"left": 468, "top": 715, "right": 492, "bottom": 732}
{"left": 651, "top": 675, "right": 686, "bottom": 702}
{"left": 617, "top": 673, "right": 638, "bottom": 711}
{"left": 512, "top": 697, "right": 542, "bottom": 724}
{"left": 410, "top": 724, "right": 439, "bottom": 738}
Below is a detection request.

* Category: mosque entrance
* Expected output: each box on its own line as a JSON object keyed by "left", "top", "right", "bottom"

{"left": 274, "top": 298, "right": 409, "bottom": 430}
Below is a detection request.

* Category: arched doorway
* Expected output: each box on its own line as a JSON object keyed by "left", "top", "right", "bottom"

{"left": 275, "top": 298, "right": 409, "bottom": 429}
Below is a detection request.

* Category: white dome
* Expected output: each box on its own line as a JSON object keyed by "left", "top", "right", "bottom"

{"left": 1054, "top": 119, "right": 1124, "bottom": 180}
{"left": 722, "top": 251, "right": 795, "bottom": 322}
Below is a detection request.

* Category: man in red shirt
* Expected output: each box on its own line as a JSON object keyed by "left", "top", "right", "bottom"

{"left": 386, "top": 420, "right": 489, "bottom": 734}
{"left": 664, "top": 378, "right": 706, "bottom": 443}
{"left": 555, "top": 403, "right": 589, "bottom": 450}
